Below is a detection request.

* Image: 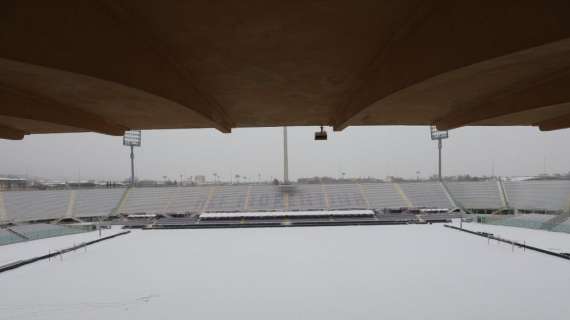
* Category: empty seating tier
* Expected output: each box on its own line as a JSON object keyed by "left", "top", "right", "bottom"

{"left": 360, "top": 183, "right": 409, "bottom": 209}
{"left": 1, "top": 181, "right": 569, "bottom": 223}
{"left": 3, "top": 190, "right": 70, "bottom": 222}
{"left": 399, "top": 182, "right": 452, "bottom": 208}
{"left": 446, "top": 181, "right": 503, "bottom": 209}
{"left": 503, "top": 181, "right": 570, "bottom": 211}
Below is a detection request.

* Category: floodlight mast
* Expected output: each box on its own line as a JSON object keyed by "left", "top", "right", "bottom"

{"left": 430, "top": 126, "right": 449, "bottom": 181}
{"left": 283, "top": 127, "right": 289, "bottom": 184}
{"left": 123, "top": 130, "right": 141, "bottom": 186}
{"left": 130, "top": 145, "right": 135, "bottom": 185}
{"left": 438, "top": 139, "right": 442, "bottom": 181}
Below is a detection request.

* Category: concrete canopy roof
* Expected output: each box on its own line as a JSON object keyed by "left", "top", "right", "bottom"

{"left": 1, "top": 1, "right": 570, "bottom": 140}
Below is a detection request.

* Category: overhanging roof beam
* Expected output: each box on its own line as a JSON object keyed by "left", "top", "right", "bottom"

{"left": 0, "top": 124, "right": 26, "bottom": 140}
{"left": 0, "top": 84, "right": 128, "bottom": 136}
{"left": 96, "top": 0, "right": 233, "bottom": 133}
{"left": 536, "top": 113, "right": 570, "bottom": 131}
{"left": 435, "top": 69, "right": 570, "bottom": 130}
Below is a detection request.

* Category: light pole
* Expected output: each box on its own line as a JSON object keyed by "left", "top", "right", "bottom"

{"left": 283, "top": 127, "right": 289, "bottom": 184}
{"left": 123, "top": 130, "right": 141, "bottom": 186}
{"left": 430, "top": 126, "right": 449, "bottom": 181}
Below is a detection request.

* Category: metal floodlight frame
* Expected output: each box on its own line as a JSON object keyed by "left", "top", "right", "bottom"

{"left": 123, "top": 130, "right": 141, "bottom": 186}
{"left": 123, "top": 130, "right": 142, "bottom": 147}
{"left": 429, "top": 125, "right": 449, "bottom": 181}
{"left": 430, "top": 125, "right": 448, "bottom": 140}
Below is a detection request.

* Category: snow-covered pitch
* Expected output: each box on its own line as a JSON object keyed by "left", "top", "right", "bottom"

{"left": 1, "top": 223, "right": 570, "bottom": 319}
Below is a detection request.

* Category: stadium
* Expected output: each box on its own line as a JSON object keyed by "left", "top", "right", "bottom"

{"left": 2, "top": 180, "right": 570, "bottom": 318}
{"left": 2, "top": 1, "right": 570, "bottom": 319}
{"left": 1, "top": 180, "right": 570, "bottom": 237}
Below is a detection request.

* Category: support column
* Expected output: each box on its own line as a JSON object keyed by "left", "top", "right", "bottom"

{"left": 440, "top": 181, "right": 457, "bottom": 209}
{"left": 65, "top": 190, "right": 77, "bottom": 219}
{"left": 202, "top": 186, "right": 217, "bottom": 212}
{"left": 283, "top": 192, "right": 289, "bottom": 210}
{"left": 163, "top": 186, "right": 181, "bottom": 215}
{"left": 0, "top": 191, "right": 8, "bottom": 222}
{"left": 321, "top": 184, "right": 330, "bottom": 209}
{"left": 111, "top": 187, "right": 132, "bottom": 216}
{"left": 497, "top": 178, "right": 509, "bottom": 208}
{"left": 358, "top": 184, "right": 371, "bottom": 209}
{"left": 393, "top": 183, "right": 412, "bottom": 207}
{"left": 243, "top": 185, "right": 252, "bottom": 211}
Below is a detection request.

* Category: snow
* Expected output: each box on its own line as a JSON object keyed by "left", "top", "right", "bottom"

{"left": 453, "top": 219, "right": 570, "bottom": 253}
{"left": 0, "top": 226, "right": 124, "bottom": 265}
{"left": 1, "top": 224, "right": 570, "bottom": 319}
{"left": 200, "top": 209, "right": 374, "bottom": 219}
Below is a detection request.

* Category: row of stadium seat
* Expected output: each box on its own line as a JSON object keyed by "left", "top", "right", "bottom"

{"left": 0, "top": 181, "right": 568, "bottom": 223}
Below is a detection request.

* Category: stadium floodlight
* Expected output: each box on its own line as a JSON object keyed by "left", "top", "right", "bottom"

{"left": 123, "top": 130, "right": 141, "bottom": 147}
{"left": 123, "top": 130, "right": 141, "bottom": 186}
{"left": 430, "top": 126, "right": 449, "bottom": 140}
{"left": 429, "top": 126, "right": 449, "bottom": 181}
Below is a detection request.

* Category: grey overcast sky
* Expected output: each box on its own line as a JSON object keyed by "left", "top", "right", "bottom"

{"left": 0, "top": 126, "right": 568, "bottom": 182}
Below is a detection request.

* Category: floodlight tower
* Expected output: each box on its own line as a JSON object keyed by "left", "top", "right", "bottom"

{"left": 430, "top": 126, "right": 449, "bottom": 181}
{"left": 283, "top": 127, "right": 289, "bottom": 184}
{"left": 123, "top": 130, "right": 141, "bottom": 186}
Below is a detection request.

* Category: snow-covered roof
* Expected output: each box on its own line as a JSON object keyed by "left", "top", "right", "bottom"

{"left": 199, "top": 209, "right": 374, "bottom": 219}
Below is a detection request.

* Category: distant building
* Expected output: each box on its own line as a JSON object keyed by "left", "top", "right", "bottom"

{"left": 504, "top": 176, "right": 537, "bottom": 182}
{"left": 0, "top": 177, "right": 27, "bottom": 191}
{"left": 194, "top": 175, "right": 206, "bottom": 184}
{"left": 67, "top": 180, "right": 96, "bottom": 188}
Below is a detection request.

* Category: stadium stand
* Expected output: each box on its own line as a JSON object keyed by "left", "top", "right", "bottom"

{"left": 399, "top": 182, "right": 452, "bottom": 208}
{"left": 165, "top": 186, "right": 211, "bottom": 213}
{"left": 207, "top": 185, "right": 248, "bottom": 212}
{"left": 246, "top": 185, "right": 285, "bottom": 211}
{"left": 121, "top": 187, "right": 174, "bottom": 214}
{"left": 446, "top": 181, "right": 503, "bottom": 209}
{"left": 3, "top": 190, "right": 70, "bottom": 222}
{"left": 503, "top": 181, "right": 570, "bottom": 211}
{"left": 1, "top": 181, "right": 569, "bottom": 226}
{"left": 360, "top": 183, "right": 408, "bottom": 209}
{"left": 324, "top": 184, "right": 367, "bottom": 209}
{"left": 74, "top": 189, "right": 125, "bottom": 218}
{"left": 287, "top": 184, "right": 327, "bottom": 210}
{"left": 0, "top": 192, "right": 7, "bottom": 222}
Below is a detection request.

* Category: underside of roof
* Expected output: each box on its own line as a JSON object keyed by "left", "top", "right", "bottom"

{"left": 1, "top": 0, "right": 570, "bottom": 140}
